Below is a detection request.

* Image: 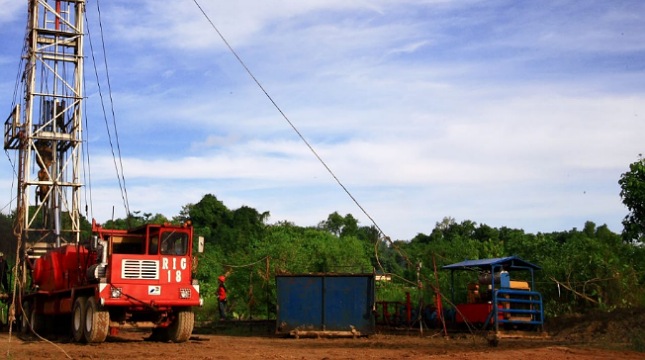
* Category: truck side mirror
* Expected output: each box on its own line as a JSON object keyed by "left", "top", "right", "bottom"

{"left": 197, "top": 236, "right": 204, "bottom": 253}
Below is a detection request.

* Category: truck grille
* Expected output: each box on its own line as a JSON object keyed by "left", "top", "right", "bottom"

{"left": 122, "top": 259, "right": 159, "bottom": 280}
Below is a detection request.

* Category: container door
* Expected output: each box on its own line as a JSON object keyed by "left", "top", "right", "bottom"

{"left": 276, "top": 276, "right": 323, "bottom": 332}
{"left": 323, "top": 276, "right": 374, "bottom": 333}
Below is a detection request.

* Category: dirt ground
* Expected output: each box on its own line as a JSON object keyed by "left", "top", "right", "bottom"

{"left": 0, "top": 332, "right": 642, "bottom": 360}
{"left": 0, "top": 309, "right": 643, "bottom": 360}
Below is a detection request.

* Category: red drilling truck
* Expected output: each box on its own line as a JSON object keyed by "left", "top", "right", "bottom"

{"left": 20, "top": 220, "right": 202, "bottom": 343}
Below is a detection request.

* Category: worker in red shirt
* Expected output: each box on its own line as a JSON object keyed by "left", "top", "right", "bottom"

{"left": 217, "top": 275, "right": 227, "bottom": 320}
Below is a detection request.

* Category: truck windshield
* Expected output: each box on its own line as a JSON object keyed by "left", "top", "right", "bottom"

{"left": 112, "top": 235, "right": 145, "bottom": 254}
{"left": 160, "top": 231, "right": 188, "bottom": 256}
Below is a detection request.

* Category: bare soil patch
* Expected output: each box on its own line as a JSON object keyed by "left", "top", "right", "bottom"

{"left": 0, "top": 308, "right": 643, "bottom": 359}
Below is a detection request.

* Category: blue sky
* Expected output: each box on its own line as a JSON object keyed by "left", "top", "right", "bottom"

{"left": 1, "top": 0, "right": 644, "bottom": 240}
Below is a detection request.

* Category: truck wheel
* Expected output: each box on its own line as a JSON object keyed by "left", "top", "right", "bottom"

{"left": 21, "top": 300, "right": 43, "bottom": 336}
{"left": 29, "top": 305, "right": 41, "bottom": 335}
{"left": 84, "top": 297, "right": 109, "bottom": 343}
{"left": 19, "top": 301, "right": 31, "bottom": 335}
{"left": 72, "top": 297, "right": 87, "bottom": 342}
{"left": 166, "top": 309, "right": 194, "bottom": 343}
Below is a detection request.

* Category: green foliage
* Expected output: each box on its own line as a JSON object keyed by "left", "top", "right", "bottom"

{"left": 260, "top": 223, "right": 372, "bottom": 274}
{"left": 0, "top": 210, "right": 91, "bottom": 263}
{"left": 399, "top": 219, "right": 645, "bottom": 317}
{"left": 102, "top": 210, "right": 169, "bottom": 229}
{"left": 178, "top": 195, "right": 377, "bottom": 320}
{"left": 376, "top": 281, "right": 418, "bottom": 302}
{"left": 619, "top": 155, "right": 645, "bottom": 243}
{"left": 99, "top": 180, "right": 645, "bottom": 322}
{"left": 0, "top": 212, "right": 16, "bottom": 261}
{"left": 190, "top": 195, "right": 230, "bottom": 233}
{"left": 318, "top": 211, "right": 360, "bottom": 238}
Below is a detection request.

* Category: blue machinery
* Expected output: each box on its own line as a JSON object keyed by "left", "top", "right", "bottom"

{"left": 443, "top": 256, "right": 546, "bottom": 345}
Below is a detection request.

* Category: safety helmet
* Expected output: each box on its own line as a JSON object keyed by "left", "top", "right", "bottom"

{"left": 218, "top": 275, "right": 226, "bottom": 282}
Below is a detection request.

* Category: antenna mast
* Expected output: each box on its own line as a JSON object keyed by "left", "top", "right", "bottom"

{"left": 4, "top": 0, "right": 85, "bottom": 251}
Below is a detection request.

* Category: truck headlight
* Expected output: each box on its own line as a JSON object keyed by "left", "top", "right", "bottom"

{"left": 179, "top": 288, "right": 191, "bottom": 299}
{"left": 111, "top": 287, "right": 122, "bottom": 298}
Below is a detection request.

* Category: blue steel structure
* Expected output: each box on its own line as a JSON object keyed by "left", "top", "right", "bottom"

{"left": 442, "top": 256, "right": 546, "bottom": 344}
{"left": 276, "top": 274, "right": 375, "bottom": 337}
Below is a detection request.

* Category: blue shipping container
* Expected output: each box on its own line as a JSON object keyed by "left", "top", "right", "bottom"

{"left": 276, "top": 274, "right": 375, "bottom": 335}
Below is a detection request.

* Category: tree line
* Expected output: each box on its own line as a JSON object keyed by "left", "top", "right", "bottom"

{"left": 95, "top": 191, "right": 641, "bottom": 321}
{"left": 1, "top": 156, "right": 644, "bottom": 321}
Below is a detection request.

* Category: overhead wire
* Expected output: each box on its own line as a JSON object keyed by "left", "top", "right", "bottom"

{"left": 2, "top": 17, "right": 30, "bottom": 218}
{"left": 153, "top": 1, "right": 491, "bottom": 339}
{"left": 188, "top": 2, "right": 461, "bottom": 335}
{"left": 2, "top": 0, "right": 475, "bottom": 346}
{"left": 4, "top": 8, "right": 30, "bottom": 350}
{"left": 2, "top": 10, "right": 73, "bottom": 358}
{"left": 81, "top": 75, "right": 94, "bottom": 220}
{"left": 187, "top": 3, "right": 413, "bottom": 290}
{"left": 189, "top": 0, "right": 449, "bottom": 325}
{"left": 81, "top": 8, "right": 95, "bottom": 220}
{"left": 220, "top": 255, "right": 269, "bottom": 269}
{"left": 190, "top": 0, "right": 389, "bottom": 241}
{"left": 2, "top": 145, "right": 18, "bottom": 215}
{"left": 85, "top": 0, "right": 131, "bottom": 220}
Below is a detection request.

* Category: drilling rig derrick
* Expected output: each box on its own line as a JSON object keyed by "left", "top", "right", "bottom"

{"left": 4, "top": 0, "right": 85, "bottom": 257}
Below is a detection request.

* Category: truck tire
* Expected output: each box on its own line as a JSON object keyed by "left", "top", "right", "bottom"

{"left": 21, "top": 300, "right": 43, "bottom": 336}
{"left": 29, "top": 304, "right": 42, "bottom": 335}
{"left": 19, "top": 301, "right": 31, "bottom": 335}
{"left": 167, "top": 309, "right": 194, "bottom": 343}
{"left": 84, "top": 297, "right": 109, "bottom": 343}
{"left": 72, "top": 297, "right": 87, "bottom": 342}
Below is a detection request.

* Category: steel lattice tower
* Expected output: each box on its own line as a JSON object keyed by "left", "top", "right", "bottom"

{"left": 4, "top": 0, "right": 85, "bottom": 250}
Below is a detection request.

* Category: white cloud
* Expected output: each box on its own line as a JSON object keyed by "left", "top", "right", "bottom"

{"left": 1, "top": 1, "right": 644, "bottom": 240}
{"left": 0, "top": 0, "right": 24, "bottom": 23}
